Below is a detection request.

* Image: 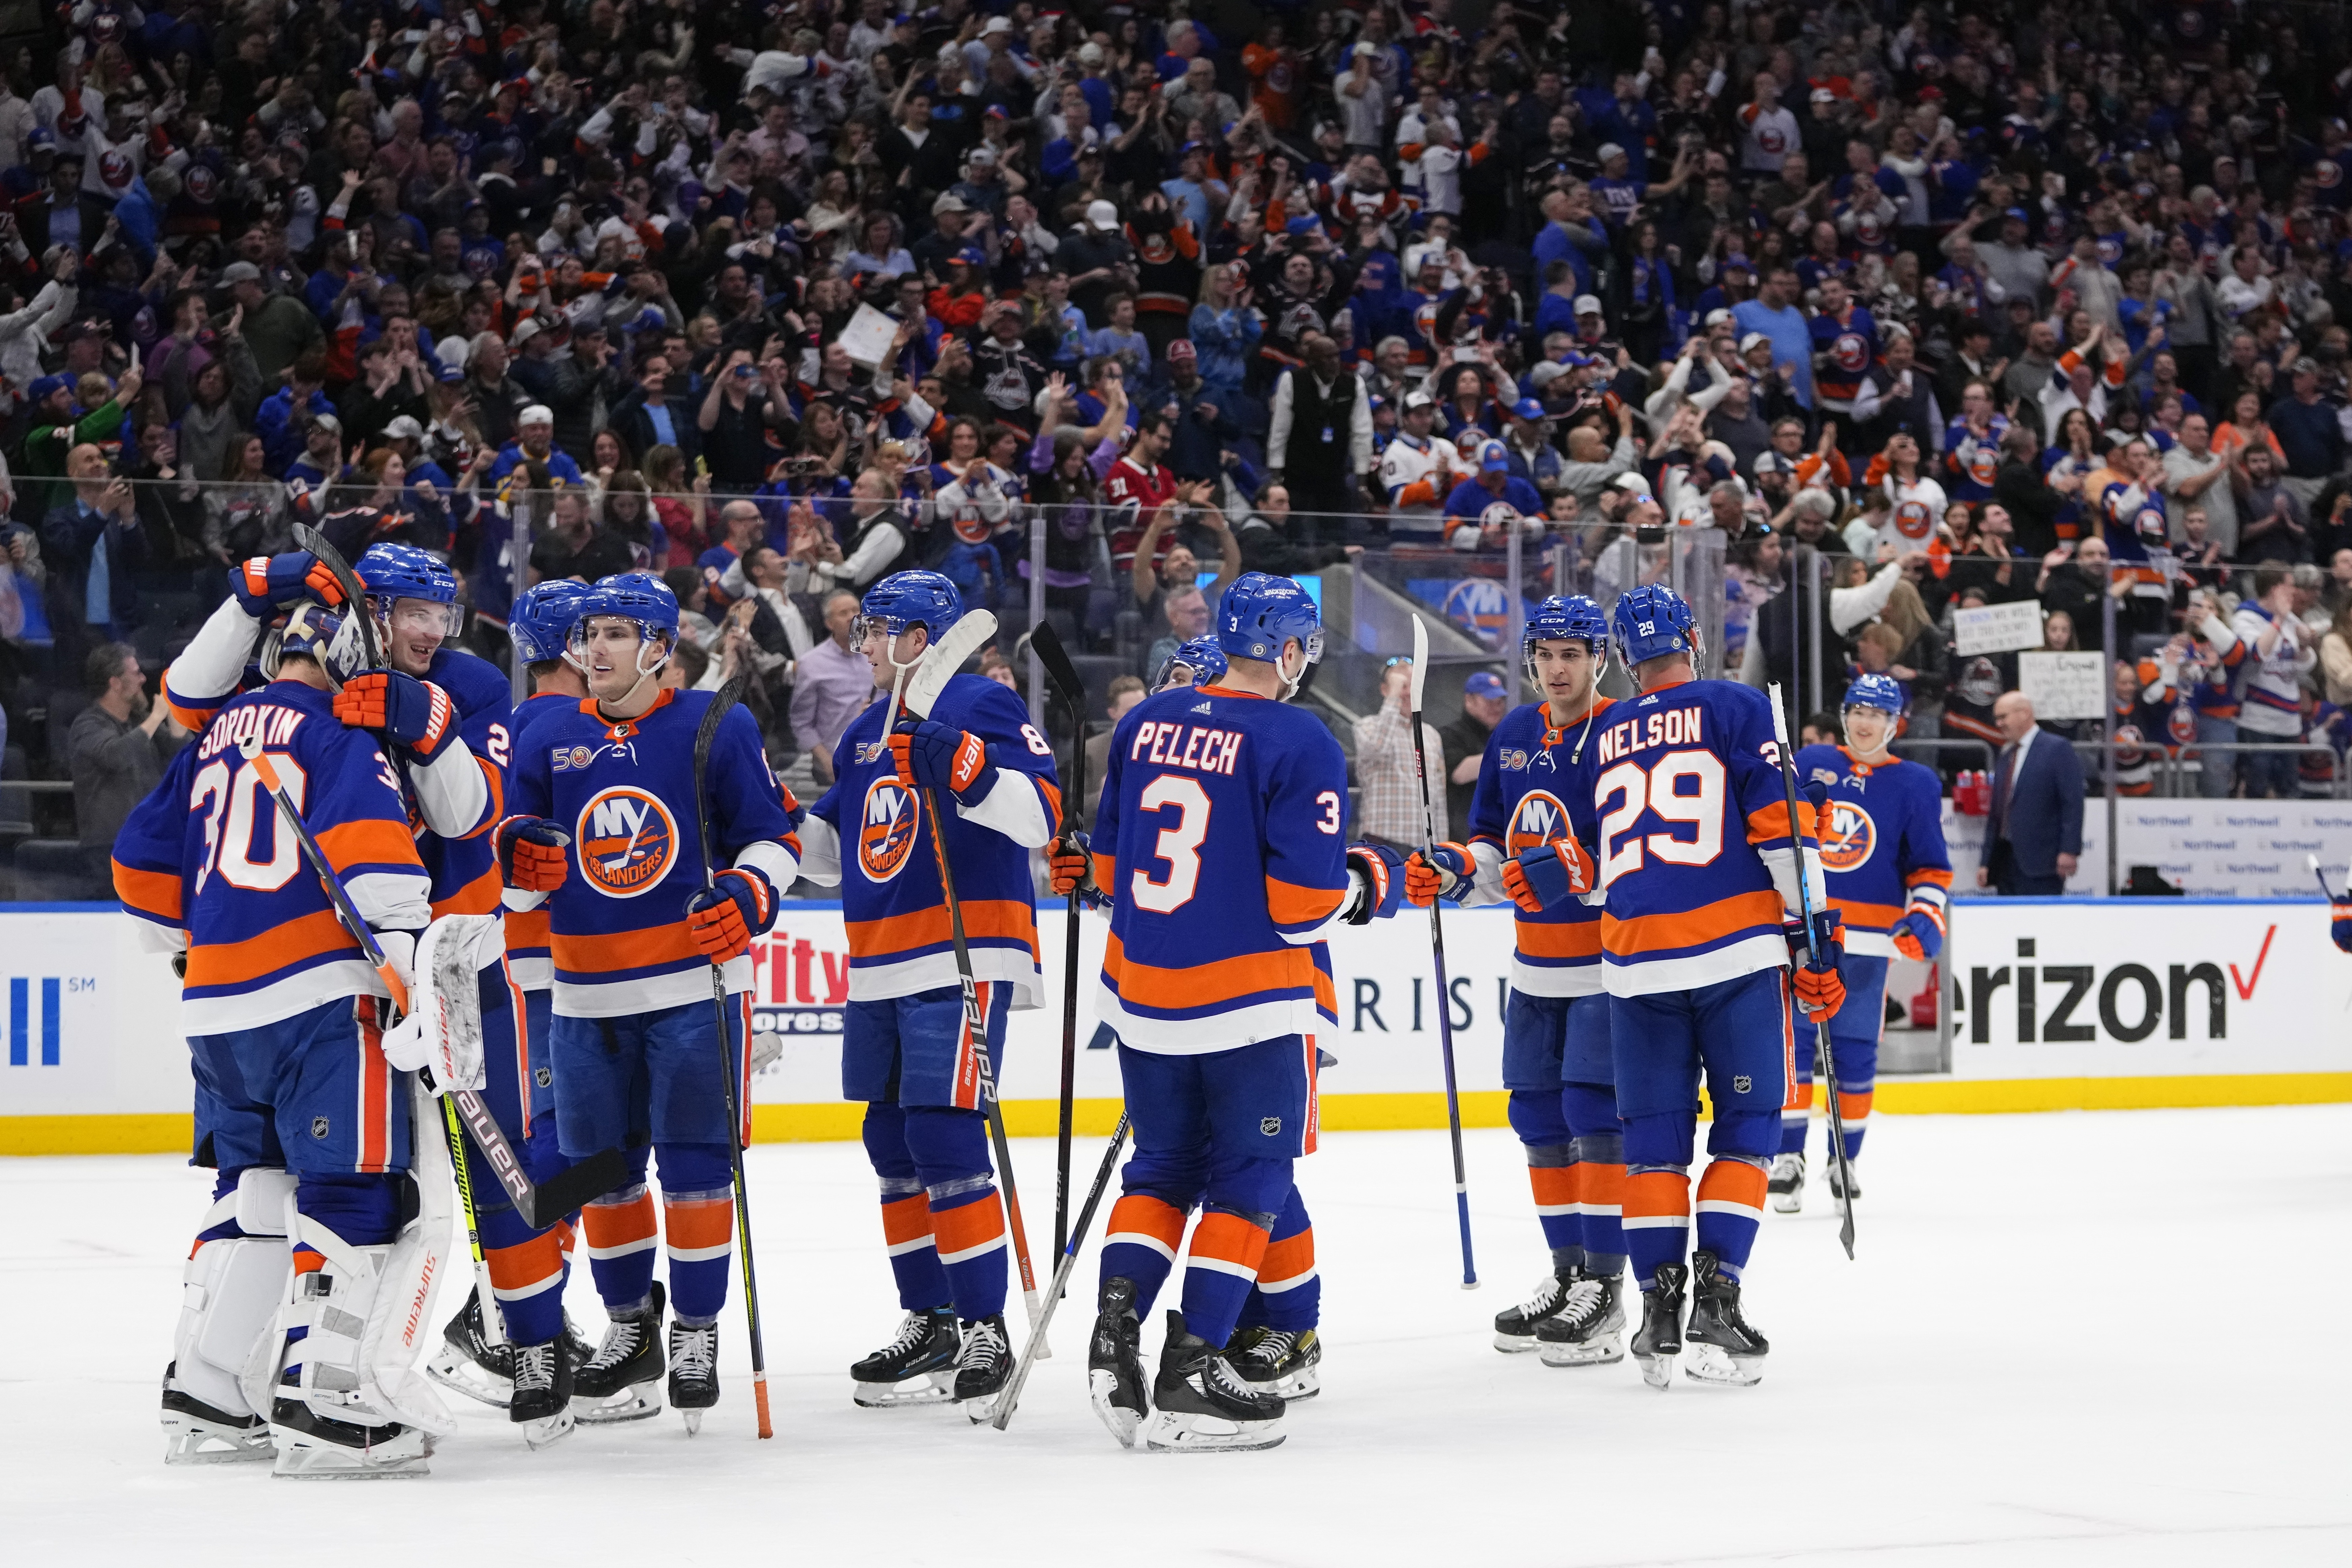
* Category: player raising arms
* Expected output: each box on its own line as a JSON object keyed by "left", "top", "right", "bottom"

{"left": 1579, "top": 585, "right": 1844, "bottom": 1389}
{"left": 1779, "top": 674, "right": 1950, "bottom": 1208}
{"left": 1054, "top": 573, "right": 1405, "bottom": 1451}
{"left": 790, "top": 571, "right": 1061, "bottom": 1419}
{"left": 496, "top": 573, "right": 802, "bottom": 1432}
{"left": 115, "top": 604, "right": 445, "bottom": 1475}
{"left": 1406, "top": 595, "right": 1630, "bottom": 1367}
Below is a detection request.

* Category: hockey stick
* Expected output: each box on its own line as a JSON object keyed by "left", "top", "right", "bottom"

{"left": 691, "top": 675, "right": 774, "bottom": 1439}
{"left": 893, "top": 610, "right": 1050, "bottom": 1352}
{"left": 2311, "top": 854, "right": 2341, "bottom": 901}
{"left": 990, "top": 1112, "right": 1131, "bottom": 1433}
{"left": 1766, "top": 685, "right": 1857, "bottom": 1260}
{"left": 1407, "top": 616, "right": 1478, "bottom": 1290}
{"left": 1027, "top": 620, "right": 1089, "bottom": 1270}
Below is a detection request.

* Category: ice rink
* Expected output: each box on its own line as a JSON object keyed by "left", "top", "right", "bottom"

{"left": 6, "top": 1105, "right": 2348, "bottom": 1566}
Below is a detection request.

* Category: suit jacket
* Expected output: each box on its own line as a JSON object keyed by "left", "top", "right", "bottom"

{"left": 1990, "top": 727, "right": 2085, "bottom": 878}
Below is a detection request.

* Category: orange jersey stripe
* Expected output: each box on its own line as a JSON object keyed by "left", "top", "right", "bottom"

{"left": 1266, "top": 876, "right": 1346, "bottom": 927}
{"left": 113, "top": 860, "right": 183, "bottom": 924}
{"left": 1601, "top": 890, "right": 1786, "bottom": 957}
{"left": 316, "top": 817, "right": 427, "bottom": 873}
{"left": 1102, "top": 931, "right": 1336, "bottom": 1014}
{"left": 554, "top": 923, "right": 702, "bottom": 976}
{"left": 1905, "top": 867, "right": 1954, "bottom": 889}
{"left": 1516, "top": 921, "right": 1603, "bottom": 959}
{"left": 184, "top": 908, "right": 362, "bottom": 988}
{"left": 1832, "top": 897, "right": 1905, "bottom": 931}
{"left": 506, "top": 906, "right": 551, "bottom": 950}
{"left": 431, "top": 861, "right": 504, "bottom": 918}
{"left": 1743, "top": 799, "right": 1818, "bottom": 846}
{"left": 845, "top": 899, "right": 1039, "bottom": 961}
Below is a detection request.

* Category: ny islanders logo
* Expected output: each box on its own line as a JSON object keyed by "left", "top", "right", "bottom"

{"left": 1817, "top": 799, "right": 1876, "bottom": 872}
{"left": 577, "top": 787, "right": 679, "bottom": 898}
{"left": 859, "top": 776, "right": 923, "bottom": 883}
{"left": 1505, "top": 790, "right": 1569, "bottom": 856}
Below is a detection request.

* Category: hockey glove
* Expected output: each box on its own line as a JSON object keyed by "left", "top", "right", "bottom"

{"left": 891, "top": 719, "right": 991, "bottom": 799}
{"left": 1501, "top": 839, "right": 1597, "bottom": 913}
{"left": 1049, "top": 831, "right": 1106, "bottom": 908}
{"left": 1404, "top": 841, "right": 1473, "bottom": 906}
{"left": 334, "top": 671, "right": 459, "bottom": 761}
{"left": 495, "top": 815, "right": 571, "bottom": 891}
{"left": 1344, "top": 843, "right": 1408, "bottom": 923}
{"left": 232, "top": 550, "right": 345, "bottom": 617}
{"left": 684, "top": 865, "right": 778, "bottom": 963}
{"left": 369, "top": 927, "right": 418, "bottom": 1013}
{"left": 1785, "top": 910, "right": 1846, "bottom": 1020}
{"left": 2334, "top": 901, "right": 2352, "bottom": 955}
{"left": 1889, "top": 909, "right": 1945, "bottom": 962}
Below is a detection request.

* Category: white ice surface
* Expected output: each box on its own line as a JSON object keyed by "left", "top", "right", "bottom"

{"left": 6, "top": 1107, "right": 2350, "bottom": 1567}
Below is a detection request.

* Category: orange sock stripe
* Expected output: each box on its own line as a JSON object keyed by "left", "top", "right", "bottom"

{"left": 1696, "top": 1160, "right": 1770, "bottom": 1209}
{"left": 881, "top": 1193, "right": 935, "bottom": 1249}
{"left": 1187, "top": 1211, "right": 1272, "bottom": 1274}
{"left": 931, "top": 1195, "right": 1007, "bottom": 1263}
{"left": 485, "top": 1230, "right": 567, "bottom": 1296}
{"left": 1528, "top": 1164, "right": 1577, "bottom": 1213}
{"left": 1836, "top": 1091, "right": 1874, "bottom": 1121}
{"left": 1582, "top": 1161, "right": 1625, "bottom": 1210}
{"left": 1105, "top": 1194, "right": 1190, "bottom": 1255}
{"left": 1621, "top": 1170, "right": 1691, "bottom": 1222}
{"left": 662, "top": 1196, "right": 736, "bottom": 1253}
{"left": 582, "top": 1192, "right": 658, "bottom": 1246}
{"left": 1256, "top": 1226, "right": 1316, "bottom": 1288}
{"left": 553, "top": 1217, "right": 577, "bottom": 1257}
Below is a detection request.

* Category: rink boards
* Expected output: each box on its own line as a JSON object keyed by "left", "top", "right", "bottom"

{"left": 2, "top": 899, "right": 2347, "bottom": 1154}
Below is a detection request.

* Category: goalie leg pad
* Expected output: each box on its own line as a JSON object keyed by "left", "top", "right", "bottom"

{"left": 166, "top": 1168, "right": 297, "bottom": 1463}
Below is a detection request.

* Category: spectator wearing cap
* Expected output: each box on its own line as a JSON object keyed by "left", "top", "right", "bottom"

{"left": 1267, "top": 332, "right": 1373, "bottom": 545}
{"left": 1733, "top": 265, "right": 1816, "bottom": 408}
{"left": 929, "top": 246, "right": 993, "bottom": 333}
{"left": 2268, "top": 359, "right": 2345, "bottom": 513}
{"left": 1441, "top": 439, "right": 1547, "bottom": 551}
{"left": 1497, "top": 398, "right": 1562, "bottom": 491}
{"left": 948, "top": 142, "right": 1009, "bottom": 221}
{"left": 1059, "top": 199, "right": 1137, "bottom": 330}
{"left": 1148, "top": 339, "right": 1250, "bottom": 482}
{"left": 283, "top": 412, "right": 347, "bottom": 493}
{"left": 20, "top": 356, "right": 141, "bottom": 515}
{"left": 1442, "top": 669, "right": 1511, "bottom": 829}
{"left": 222, "top": 259, "right": 323, "bottom": 387}
{"left": 485, "top": 403, "right": 587, "bottom": 499}
{"left": 1955, "top": 205, "right": 2052, "bottom": 311}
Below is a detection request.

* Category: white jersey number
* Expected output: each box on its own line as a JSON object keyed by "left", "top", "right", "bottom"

{"left": 1130, "top": 774, "right": 1212, "bottom": 913}
{"left": 190, "top": 755, "right": 311, "bottom": 895}
{"left": 1594, "top": 749, "right": 1726, "bottom": 886}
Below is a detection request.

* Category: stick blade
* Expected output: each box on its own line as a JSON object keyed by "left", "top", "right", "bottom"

{"left": 520, "top": 1145, "right": 633, "bottom": 1229}
{"left": 1410, "top": 615, "right": 1430, "bottom": 712}
{"left": 905, "top": 611, "right": 1000, "bottom": 720}
{"left": 1029, "top": 618, "right": 1086, "bottom": 710}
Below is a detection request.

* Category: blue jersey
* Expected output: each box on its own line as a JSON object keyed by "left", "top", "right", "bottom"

{"left": 1092, "top": 683, "right": 1352, "bottom": 1052}
{"left": 1587, "top": 679, "right": 1820, "bottom": 997}
{"left": 112, "top": 681, "right": 432, "bottom": 1033}
{"left": 808, "top": 671, "right": 1060, "bottom": 1007}
{"left": 501, "top": 690, "right": 580, "bottom": 991}
{"left": 1465, "top": 696, "right": 1616, "bottom": 996}
{"left": 1794, "top": 745, "right": 1952, "bottom": 957}
{"left": 415, "top": 647, "right": 513, "bottom": 919}
{"left": 508, "top": 687, "right": 800, "bottom": 1017}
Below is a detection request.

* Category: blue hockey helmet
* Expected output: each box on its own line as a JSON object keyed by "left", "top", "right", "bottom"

{"left": 509, "top": 578, "right": 594, "bottom": 666}
{"left": 1524, "top": 593, "right": 1609, "bottom": 682}
{"left": 1154, "top": 634, "right": 1229, "bottom": 692}
{"left": 1843, "top": 672, "right": 1907, "bottom": 715}
{"left": 1610, "top": 584, "right": 1701, "bottom": 673}
{"left": 856, "top": 569, "right": 964, "bottom": 644}
{"left": 262, "top": 601, "right": 367, "bottom": 691}
{"left": 1216, "top": 572, "right": 1323, "bottom": 666}
{"left": 584, "top": 571, "right": 680, "bottom": 638}
{"left": 358, "top": 542, "right": 462, "bottom": 638}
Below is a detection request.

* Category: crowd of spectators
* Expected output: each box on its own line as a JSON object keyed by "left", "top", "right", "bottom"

{"left": 9, "top": 0, "right": 2352, "bottom": 871}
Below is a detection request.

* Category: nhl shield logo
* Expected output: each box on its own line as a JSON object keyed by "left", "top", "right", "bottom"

{"left": 576, "top": 786, "right": 679, "bottom": 898}
{"left": 311, "top": 1116, "right": 330, "bottom": 1139}
{"left": 1733, "top": 1075, "right": 1752, "bottom": 1094}
{"left": 1260, "top": 1116, "right": 1282, "bottom": 1136}
{"left": 1818, "top": 800, "right": 1876, "bottom": 872}
{"left": 858, "top": 776, "right": 923, "bottom": 883}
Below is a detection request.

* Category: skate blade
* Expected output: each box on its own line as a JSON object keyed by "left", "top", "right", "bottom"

{"left": 960, "top": 1388, "right": 1007, "bottom": 1425}
{"left": 1271, "top": 1367, "right": 1320, "bottom": 1400}
{"left": 852, "top": 1373, "right": 957, "bottom": 1408}
{"left": 1141, "top": 1409, "right": 1285, "bottom": 1453}
{"left": 270, "top": 1431, "right": 433, "bottom": 1478}
{"left": 521, "top": 1409, "right": 577, "bottom": 1450}
{"left": 573, "top": 1386, "right": 663, "bottom": 1424}
{"left": 1634, "top": 1351, "right": 1677, "bottom": 1390}
{"left": 426, "top": 1345, "right": 514, "bottom": 1408}
{"left": 678, "top": 1405, "right": 714, "bottom": 1436}
{"left": 1683, "top": 1344, "right": 1765, "bottom": 1386}
{"left": 1492, "top": 1331, "right": 1545, "bottom": 1353}
{"left": 162, "top": 1415, "right": 274, "bottom": 1465}
{"left": 1538, "top": 1330, "right": 1625, "bottom": 1367}
{"left": 1768, "top": 1191, "right": 1803, "bottom": 1215}
{"left": 1087, "top": 1370, "right": 1143, "bottom": 1450}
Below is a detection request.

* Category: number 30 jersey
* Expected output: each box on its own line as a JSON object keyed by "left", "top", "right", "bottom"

{"left": 1582, "top": 678, "right": 1822, "bottom": 998}
{"left": 1092, "top": 683, "right": 1353, "bottom": 1054}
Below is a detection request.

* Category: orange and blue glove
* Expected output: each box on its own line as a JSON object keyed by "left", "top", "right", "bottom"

{"left": 334, "top": 671, "right": 459, "bottom": 760}
{"left": 1889, "top": 908, "right": 1944, "bottom": 962}
{"left": 1344, "top": 843, "right": 1407, "bottom": 923}
{"left": 2333, "top": 900, "right": 2352, "bottom": 954}
{"left": 1404, "top": 841, "right": 1473, "bottom": 906}
{"left": 1786, "top": 909, "right": 1846, "bottom": 1019}
{"left": 1501, "top": 838, "right": 1597, "bottom": 913}
{"left": 891, "top": 718, "right": 991, "bottom": 800}
{"left": 684, "top": 865, "right": 777, "bottom": 963}
{"left": 233, "top": 550, "right": 344, "bottom": 616}
{"left": 1049, "top": 831, "right": 1107, "bottom": 908}
{"left": 495, "top": 815, "right": 570, "bottom": 891}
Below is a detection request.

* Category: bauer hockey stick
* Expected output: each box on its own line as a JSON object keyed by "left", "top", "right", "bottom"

{"left": 1765, "top": 686, "right": 1857, "bottom": 1260}
{"left": 691, "top": 675, "right": 774, "bottom": 1439}
{"left": 1027, "top": 619, "right": 1089, "bottom": 1268}
{"left": 1407, "top": 616, "right": 1478, "bottom": 1289}
{"left": 992, "top": 1112, "right": 1131, "bottom": 1433}
{"left": 894, "top": 610, "right": 1050, "bottom": 1351}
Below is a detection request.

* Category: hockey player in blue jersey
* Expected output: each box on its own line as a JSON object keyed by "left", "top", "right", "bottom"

{"left": 114, "top": 604, "right": 448, "bottom": 1476}
{"left": 1405, "top": 595, "right": 1631, "bottom": 1367}
{"left": 1779, "top": 673, "right": 1951, "bottom": 1209}
{"left": 790, "top": 570, "right": 1061, "bottom": 1420}
{"left": 1567, "top": 585, "right": 1846, "bottom": 1389}
{"left": 497, "top": 573, "right": 803, "bottom": 1432}
{"left": 1051, "top": 572, "right": 1406, "bottom": 1451}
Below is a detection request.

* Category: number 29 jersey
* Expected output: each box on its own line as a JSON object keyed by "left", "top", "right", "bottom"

{"left": 1092, "top": 683, "right": 1353, "bottom": 1054}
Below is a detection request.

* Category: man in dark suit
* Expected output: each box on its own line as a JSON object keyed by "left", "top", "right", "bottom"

{"left": 609, "top": 353, "right": 700, "bottom": 468}
{"left": 1978, "top": 690, "right": 2084, "bottom": 896}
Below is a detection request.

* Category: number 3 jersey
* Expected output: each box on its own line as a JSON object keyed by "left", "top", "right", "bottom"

{"left": 1792, "top": 744, "right": 1951, "bottom": 957}
{"left": 508, "top": 687, "right": 801, "bottom": 1018}
{"left": 1577, "top": 678, "right": 1823, "bottom": 998}
{"left": 802, "top": 672, "right": 1062, "bottom": 1007}
{"left": 1091, "top": 683, "right": 1353, "bottom": 1053}
{"left": 1464, "top": 696, "right": 1617, "bottom": 996}
{"left": 112, "top": 682, "right": 433, "bottom": 1033}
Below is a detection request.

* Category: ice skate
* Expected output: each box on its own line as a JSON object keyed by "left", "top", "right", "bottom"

{"left": 851, "top": 1308, "right": 961, "bottom": 1408}
{"left": 1768, "top": 1152, "right": 1806, "bottom": 1214}
{"left": 1228, "top": 1326, "right": 1322, "bottom": 1400}
{"left": 1535, "top": 1273, "right": 1626, "bottom": 1367}
{"left": 1682, "top": 1250, "right": 1768, "bottom": 1387}
{"left": 1492, "top": 1267, "right": 1578, "bottom": 1353}
{"left": 269, "top": 1366, "right": 433, "bottom": 1479}
{"left": 1087, "top": 1276, "right": 1149, "bottom": 1449}
{"left": 160, "top": 1363, "right": 272, "bottom": 1464}
{"left": 573, "top": 1282, "right": 665, "bottom": 1424}
{"left": 1630, "top": 1263, "right": 1687, "bottom": 1391}
{"left": 953, "top": 1314, "right": 1011, "bottom": 1424}
{"left": 1142, "top": 1310, "right": 1285, "bottom": 1453}
{"left": 1826, "top": 1157, "right": 1862, "bottom": 1202}
{"left": 668, "top": 1320, "right": 721, "bottom": 1434}
{"left": 508, "top": 1339, "right": 576, "bottom": 1450}
{"left": 425, "top": 1289, "right": 515, "bottom": 1408}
